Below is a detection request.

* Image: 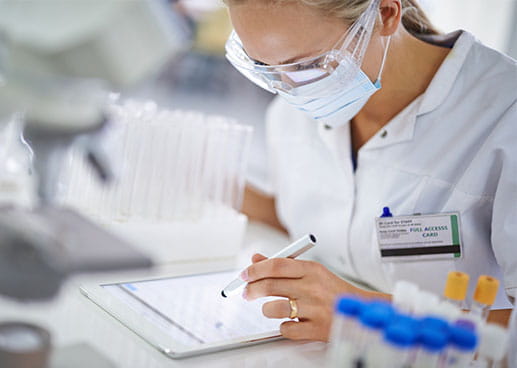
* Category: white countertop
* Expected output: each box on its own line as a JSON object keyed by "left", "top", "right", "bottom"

{"left": 0, "top": 221, "right": 329, "bottom": 367}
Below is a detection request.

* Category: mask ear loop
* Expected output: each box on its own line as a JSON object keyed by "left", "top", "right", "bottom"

{"left": 375, "top": 35, "right": 391, "bottom": 84}
{"left": 374, "top": 0, "right": 394, "bottom": 84}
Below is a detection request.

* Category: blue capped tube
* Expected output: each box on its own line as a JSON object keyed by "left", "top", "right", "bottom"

{"left": 355, "top": 301, "right": 396, "bottom": 367}
{"left": 326, "top": 295, "right": 365, "bottom": 368}
{"left": 413, "top": 325, "right": 449, "bottom": 368}
{"left": 445, "top": 326, "right": 478, "bottom": 367}
{"left": 375, "top": 317, "right": 419, "bottom": 368}
{"left": 419, "top": 316, "right": 450, "bottom": 334}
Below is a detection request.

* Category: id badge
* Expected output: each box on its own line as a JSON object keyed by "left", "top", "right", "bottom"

{"left": 375, "top": 212, "right": 462, "bottom": 262}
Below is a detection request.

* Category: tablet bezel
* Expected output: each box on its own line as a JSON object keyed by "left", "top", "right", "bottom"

{"left": 80, "top": 270, "right": 284, "bottom": 359}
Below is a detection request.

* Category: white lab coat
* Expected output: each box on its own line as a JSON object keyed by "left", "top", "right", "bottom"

{"left": 261, "top": 31, "right": 517, "bottom": 308}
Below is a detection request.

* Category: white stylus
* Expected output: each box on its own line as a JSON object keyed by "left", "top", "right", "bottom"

{"left": 221, "top": 234, "right": 317, "bottom": 298}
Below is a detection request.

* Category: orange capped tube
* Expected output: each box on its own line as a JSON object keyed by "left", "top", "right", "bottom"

{"left": 471, "top": 275, "right": 500, "bottom": 321}
{"left": 473, "top": 276, "right": 499, "bottom": 306}
{"left": 444, "top": 271, "right": 470, "bottom": 305}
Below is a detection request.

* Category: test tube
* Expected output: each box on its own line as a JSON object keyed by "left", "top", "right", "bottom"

{"left": 376, "top": 318, "right": 419, "bottom": 368}
{"left": 393, "top": 280, "right": 420, "bottom": 314}
{"left": 419, "top": 316, "right": 450, "bottom": 333}
{"left": 140, "top": 123, "right": 157, "bottom": 220}
{"left": 413, "top": 290, "right": 441, "bottom": 317}
{"left": 58, "top": 99, "right": 253, "bottom": 225}
{"left": 453, "top": 319, "right": 477, "bottom": 332}
{"left": 327, "top": 296, "right": 365, "bottom": 368}
{"left": 434, "top": 300, "right": 462, "bottom": 322}
{"left": 444, "top": 326, "right": 477, "bottom": 368}
{"left": 233, "top": 125, "right": 253, "bottom": 211}
{"left": 356, "top": 301, "right": 396, "bottom": 367}
{"left": 443, "top": 271, "right": 470, "bottom": 309}
{"left": 187, "top": 115, "right": 207, "bottom": 219}
{"left": 223, "top": 125, "right": 238, "bottom": 213}
{"left": 509, "top": 290, "right": 517, "bottom": 368}
{"left": 471, "top": 275, "right": 500, "bottom": 321}
{"left": 412, "top": 325, "right": 449, "bottom": 368}
{"left": 162, "top": 112, "right": 183, "bottom": 220}
{"left": 130, "top": 122, "right": 149, "bottom": 221}
{"left": 120, "top": 118, "right": 143, "bottom": 219}
{"left": 202, "top": 119, "right": 219, "bottom": 216}
{"left": 475, "top": 323, "right": 509, "bottom": 368}
{"left": 171, "top": 117, "right": 190, "bottom": 220}
{"left": 211, "top": 118, "right": 229, "bottom": 211}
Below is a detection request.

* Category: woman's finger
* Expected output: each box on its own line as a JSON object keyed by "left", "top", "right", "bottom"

{"left": 251, "top": 253, "right": 267, "bottom": 264}
{"left": 262, "top": 298, "right": 315, "bottom": 320}
{"left": 280, "top": 320, "right": 319, "bottom": 341}
{"left": 244, "top": 278, "right": 305, "bottom": 301}
{"left": 244, "top": 257, "right": 307, "bottom": 282}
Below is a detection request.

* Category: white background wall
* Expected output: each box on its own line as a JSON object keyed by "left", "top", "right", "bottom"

{"left": 420, "top": 0, "right": 517, "bottom": 56}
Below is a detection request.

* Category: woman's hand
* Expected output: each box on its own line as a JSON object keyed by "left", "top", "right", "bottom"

{"left": 241, "top": 254, "right": 365, "bottom": 342}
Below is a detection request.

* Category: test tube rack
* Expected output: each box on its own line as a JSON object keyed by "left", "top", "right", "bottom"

{"left": 57, "top": 98, "right": 253, "bottom": 263}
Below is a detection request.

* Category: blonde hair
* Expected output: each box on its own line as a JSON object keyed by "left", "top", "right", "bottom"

{"left": 223, "top": 0, "right": 439, "bottom": 36}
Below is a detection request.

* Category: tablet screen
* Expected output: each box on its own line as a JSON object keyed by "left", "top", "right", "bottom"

{"left": 103, "top": 271, "right": 285, "bottom": 347}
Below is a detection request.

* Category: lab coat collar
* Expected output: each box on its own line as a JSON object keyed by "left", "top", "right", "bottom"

{"left": 367, "top": 30, "right": 475, "bottom": 150}
{"left": 317, "top": 30, "right": 475, "bottom": 152}
{"left": 316, "top": 95, "right": 422, "bottom": 155}
{"left": 417, "top": 30, "right": 475, "bottom": 116}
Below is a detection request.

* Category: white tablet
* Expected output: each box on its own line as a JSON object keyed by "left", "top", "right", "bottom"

{"left": 80, "top": 270, "right": 286, "bottom": 358}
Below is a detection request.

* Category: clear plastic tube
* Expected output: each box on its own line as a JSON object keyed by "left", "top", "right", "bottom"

{"left": 375, "top": 319, "right": 418, "bottom": 368}
{"left": 412, "top": 326, "right": 448, "bottom": 368}
{"left": 413, "top": 290, "right": 441, "bottom": 317}
{"left": 327, "top": 296, "right": 364, "bottom": 368}
{"left": 327, "top": 313, "right": 358, "bottom": 367}
{"left": 470, "top": 301, "right": 491, "bottom": 322}
{"left": 356, "top": 302, "right": 395, "bottom": 367}
{"left": 57, "top": 99, "right": 253, "bottom": 228}
{"left": 509, "top": 296, "right": 517, "bottom": 368}
{"left": 234, "top": 125, "right": 253, "bottom": 210}
{"left": 164, "top": 118, "right": 182, "bottom": 220}
{"left": 393, "top": 280, "right": 420, "bottom": 315}
{"left": 444, "top": 326, "right": 477, "bottom": 368}
{"left": 443, "top": 271, "right": 470, "bottom": 310}
{"left": 413, "top": 349, "right": 442, "bottom": 368}
{"left": 470, "top": 275, "right": 500, "bottom": 323}
{"left": 475, "top": 323, "right": 509, "bottom": 368}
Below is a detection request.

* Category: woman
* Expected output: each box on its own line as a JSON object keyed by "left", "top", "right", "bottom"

{"left": 224, "top": 0, "right": 517, "bottom": 341}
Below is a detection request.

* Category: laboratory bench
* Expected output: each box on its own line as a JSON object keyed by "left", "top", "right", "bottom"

{"left": 0, "top": 221, "right": 328, "bottom": 368}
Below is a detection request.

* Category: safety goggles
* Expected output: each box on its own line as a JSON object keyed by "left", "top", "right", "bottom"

{"left": 225, "top": 0, "right": 381, "bottom": 96}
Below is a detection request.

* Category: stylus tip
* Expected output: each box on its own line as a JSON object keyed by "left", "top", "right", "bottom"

{"left": 221, "top": 290, "right": 227, "bottom": 298}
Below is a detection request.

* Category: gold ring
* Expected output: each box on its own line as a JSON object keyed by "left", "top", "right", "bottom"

{"left": 289, "top": 299, "right": 298, "bottom": 319}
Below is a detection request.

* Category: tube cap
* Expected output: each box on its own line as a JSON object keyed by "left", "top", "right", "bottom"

{"left": 418, "top": 327, "right": 449, "bottom": 352}
{"left": 384, "top": 322, "right": 418, "bottom": 348}
{"left": 390, "top": 315, "right": 419, "bottom": 329}
{"left": 419, "top": 317, "right": 450, "bottom": 334}
{"left": 444, "top": 271, "right": 470, "bottom": 301}
{"left": 454, "top": 319, "right": 477, "bottom": 332}
{"left": 393, "top": 281, "right": 419, "bottom": 311}
{"left": 473, "top": 275, "right": 500, "bottom": 306}
{"left": 359, "top": 302, "right": 395, "bottom": 330}
{"left": 335, "top": 296, "right": 364, "bottom": 317}
{"left": 478, "top": 323, "right": 509, "bottom": 361}
{"left": 434, "top": 301, "right": 462, "bottom": 321}
{"left": 449, "top": 326, "right": 477, "bottom": 351}
{"left": 413, "top": 290, "right": 440, "bottom": 316}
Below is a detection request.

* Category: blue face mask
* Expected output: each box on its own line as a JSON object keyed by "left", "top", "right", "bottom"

{"left": 277, "top": 37, "right": 391, "bottom": 128}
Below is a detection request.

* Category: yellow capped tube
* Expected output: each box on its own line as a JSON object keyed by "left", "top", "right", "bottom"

{"left": 473, "top": 275, "right": 500, "bottom": 306}
{"left": 444, "top": 271, "right": 470, "bottom": 304}
{"left": 471, "top": 275, "right": 500, "bottom": 321}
